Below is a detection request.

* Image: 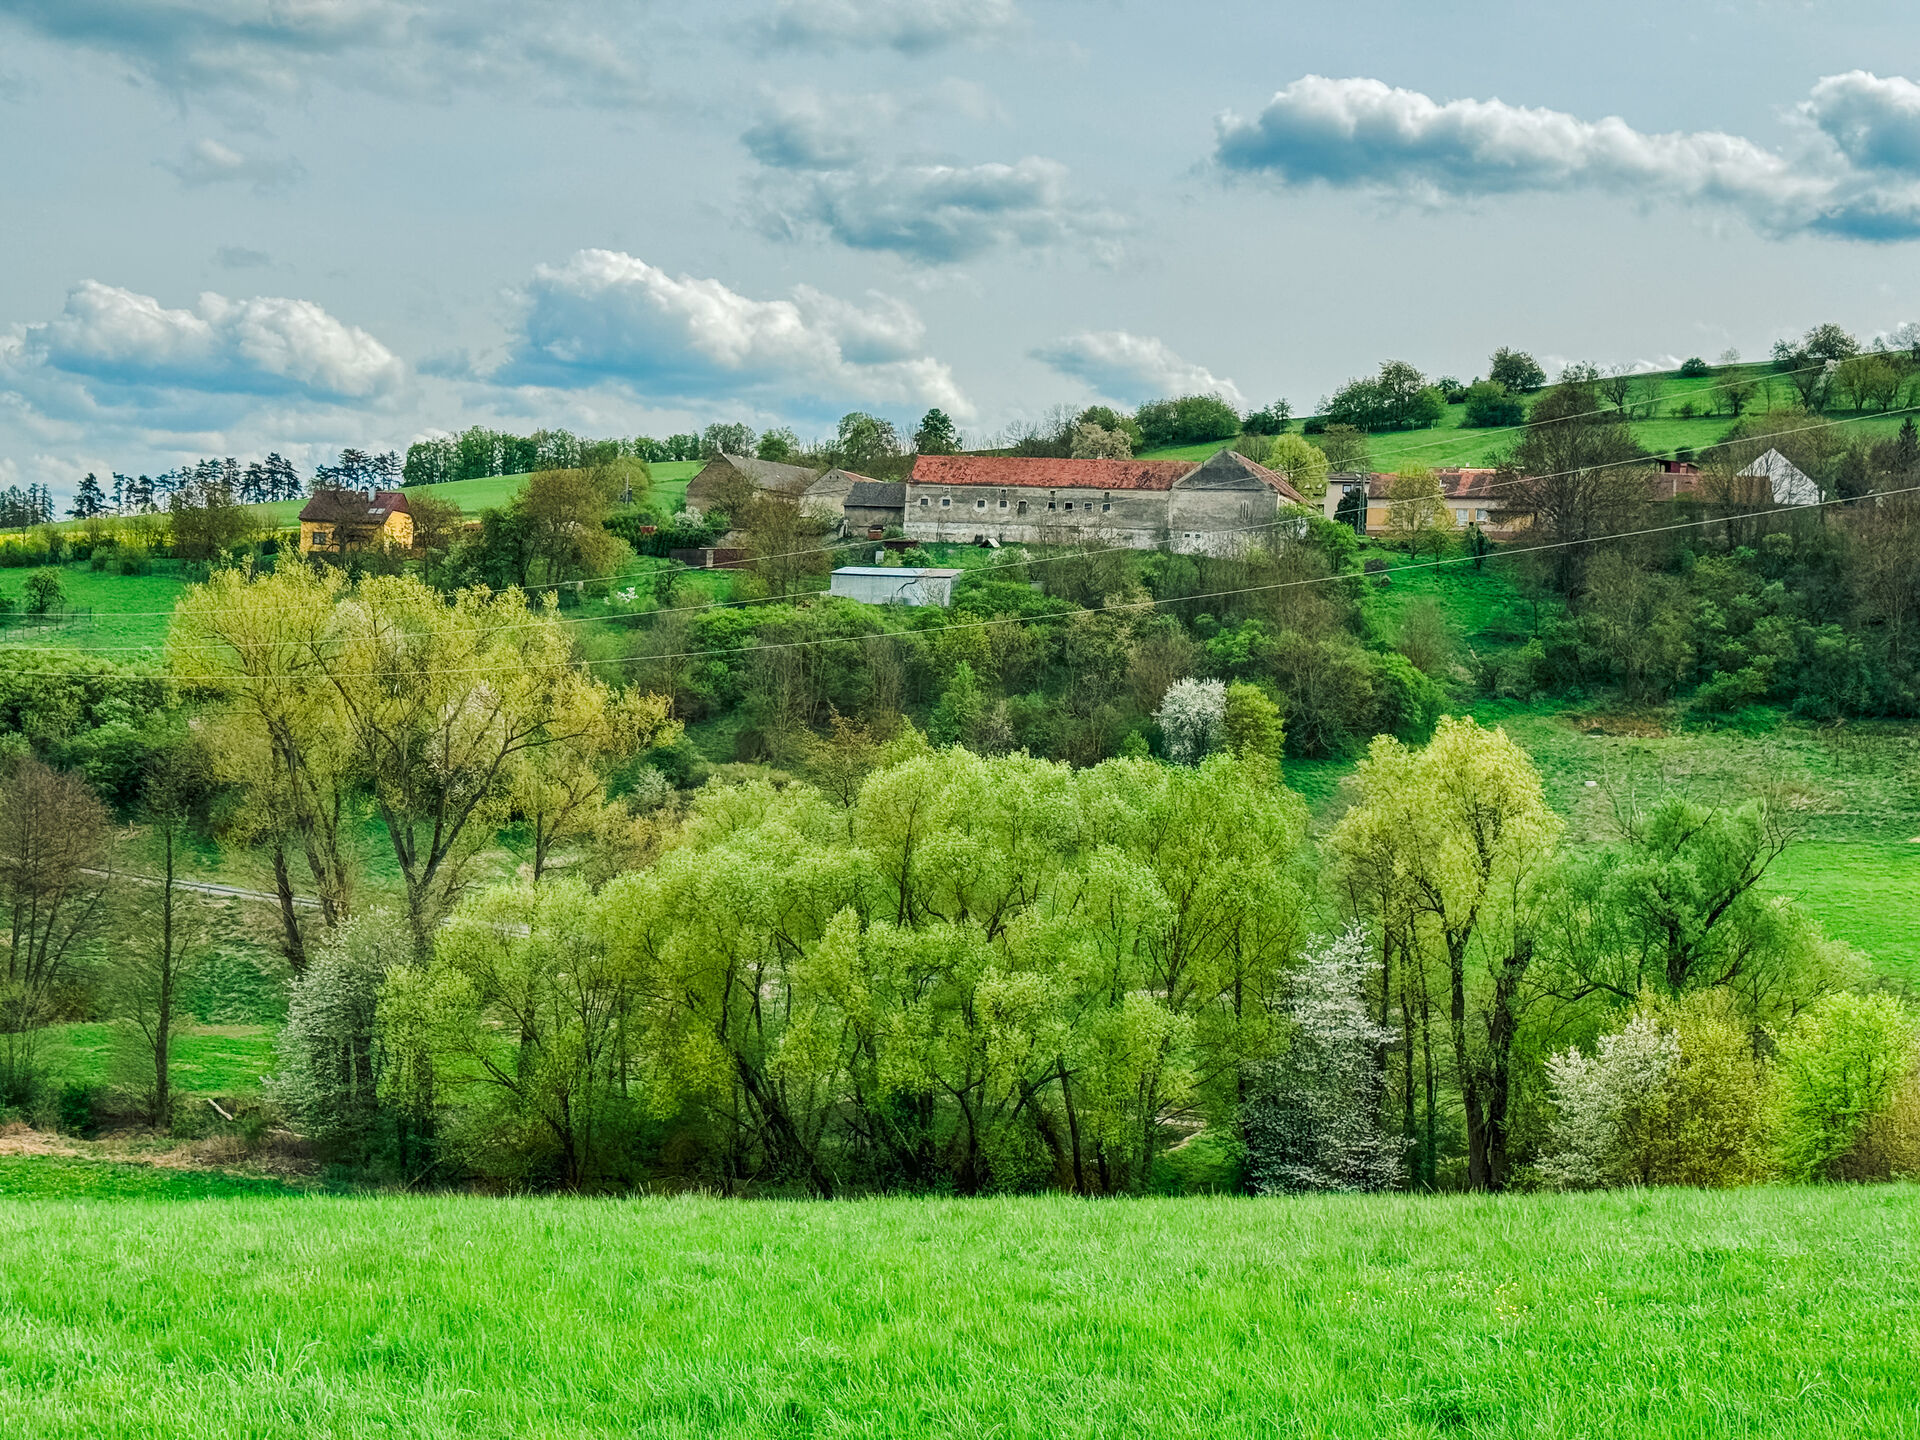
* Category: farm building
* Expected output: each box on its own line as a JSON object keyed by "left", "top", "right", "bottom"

{"left": 799, "top": 468, "right": 881, "bottom": 522}
{"left": 1739, "top": 448, "right": 1820, "bottom": 506}
{"left": 829, "top": 566, "right": 964, "bottom": 607}
{"left": 903, "top": 449, "right": 1306, "bottom": 553}
{"left": 839, "top": 481, "right": 907, "bottom": 534}
{"left": 684, "top": 453, "right": 820, "bottom": 516}
{"left": 298, "top": 488, "right": 413, "bottom": 555}
{"left": 1320, "top": 470, "right": 1517, "bottom": 539}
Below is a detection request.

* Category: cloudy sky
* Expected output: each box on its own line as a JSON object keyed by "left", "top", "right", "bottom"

{"left": 3, "top": 0, "right": 1918, "bottom": 499}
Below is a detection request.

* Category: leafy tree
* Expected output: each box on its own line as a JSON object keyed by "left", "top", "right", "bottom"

{"left": 1220, "top": 682, "right": 1284, "bottom": 766}
{"left": 837, "top": 413, "right": 901, "bottom": 467}
{"left": 1242, "top": 928, "right": 1403, "bottom": 1192}
{"left": 756, "top": 427, "right": 801, "bottom": 461}
{"left": 701, "top": 422, "right": 757, "bottom": 459}
{"left": 1259, "top": 433, "right": 1330, "bottom": 498}
{"left": 168, "top": 471, "right": 253, "bottom": 562}
{"left": 1384, "top": 468, "right": 1452, "bottom": 560}
{"left": 913, "top": 409, "right": 961, "bottom": 455}
{"left": 1677, "top": 356, "right": 1711, "bottom": 378}
{"left": 1134, "top": 395, "right": 1240, "bottom": 448}
{"left": 513, "top": 685, "right": 678, "bottom": 882}
{"left": 1069, "top": 420, "right": 1132, "bottom": 459}
{"left": 1241, "top": 400, "right": 1292, "bottom": 435}
{"left": 1462, "top": 380, "right": 1524, "bottom": 428}
{"left": 23, "top": 570, "right": 63, "bottom": 615}
{"left": 1489, "top": 347, "right": 1547, "bottom": 393}
{"left": 1331, "top": 717, "right": 1562, "bottom": 1189}
{"left": 1324, "top": 362, "right": 1444, "bottom": 431}
{"left": 928, "top": 661, "right": 987, "bottom": 746}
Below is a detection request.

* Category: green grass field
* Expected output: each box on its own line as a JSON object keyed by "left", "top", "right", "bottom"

{"left": 0, "top": 564, "right": 187, "bottom": 652}
{"left": 0, "top": 1184, "right": 1913, "bottom": 1437}
{"left": 38, "top": 1024, "right": 280, "bottom": 1100}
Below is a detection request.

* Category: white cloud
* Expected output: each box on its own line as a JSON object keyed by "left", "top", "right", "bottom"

{"left": 505, "top": 249, "right": 971, "bottom": 418}
{"left": 742, "top": 88, "right": 898, "bottom": 171}
{"left": 164, "top": 137, "right": 303, "bottom": 190}
{"left": 21, "top": 280, "right": 404, "bottom": 404}
{"left": 756, "top": 0, "right": 1018, "bottom": 53}
{"left": 1030, "top": 330, "right": 1245, "bottom": 410}
{"left": 758, "top": 156, "right": 1127, "bottom": 264}
{"left": 1213, "top": 72, "right": 1920, "bottom": 242}
{"left": 0, "top": 0, "right": 653, "bottom": 104}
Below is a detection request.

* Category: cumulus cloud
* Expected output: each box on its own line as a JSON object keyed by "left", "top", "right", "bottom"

{"left": 213, "top": 245, "right": 273, "bottom": 270}
{"left": 0, "top": 0, "right": 653, "bottom": 104}
{"left": 504, "top": 249, "right": 970, "bottom": 417}
{"left": 758, "top": 156, "right": 1127, "bottom": 264}
{"left": 164, "top": 138, "right": 303, "bottom": 191}
{"left": 20, "top": 280, "right": 404, "bottom": 404}
{"left": 756, "top": 0, "right": 1018, "bottom": 53}
{"left": 1031, "top": 330, "right": 1245, "bottom": 410}
{"left": 742, "top": 89, "right": 897, "bottom": 170}
{"left": 1213, "top": 72, "right": 1920, "bottom": 242}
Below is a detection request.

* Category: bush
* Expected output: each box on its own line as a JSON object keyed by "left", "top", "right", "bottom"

{"left": 1462, "top": 381, "right": 1525, "bottom": 428}
{"left": 1776, "top": 992, "right": 1920, "bottom": 1182}
{"left": 56, "top": 1081, "right": 102, "bottom": 1139}
{"left": 1678, "top": 356, "right": 1712, "bottom": 377}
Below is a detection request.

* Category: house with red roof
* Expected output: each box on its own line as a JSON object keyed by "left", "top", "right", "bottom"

{"left": 1320, "top": 469, "right": 1522, "bottom": 540}
{"left": 904, "top": 449, "right": 1307, "bottom": 554}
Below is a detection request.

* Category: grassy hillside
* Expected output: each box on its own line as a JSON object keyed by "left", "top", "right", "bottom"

{"left": 0, "top": 1183, "right": 1913, "bottom": 1436}
{"left": 1142, "top": 361, "right": 1916, "bottom": 469}
{"left": 0, "top": 565, "right": 187, "bottom": 651}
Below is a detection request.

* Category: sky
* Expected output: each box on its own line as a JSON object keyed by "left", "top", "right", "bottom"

{"left": 2, "top": 0, "right": 1918, "bottom": 501}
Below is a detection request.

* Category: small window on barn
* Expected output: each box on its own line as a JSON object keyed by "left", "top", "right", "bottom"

{"left": 1064, "top": 501, "right": 1074, "bottom": 511}
{"left": 919, "top": 497, "right": 929, "bottom": 507}
{"left": 975, "top": 498, "right": 987, "bottom": 510}
{"left": 941, "top": 496, "right": 951, "bottom": 508}
{"left": 998, "top": 499, "right": 1008, "bottom": 509}
{"left": 1102, "top": 492, "right": 1112, "bottom": 513}
{"left": 1017, "top": 500, "right": 1028, "bottom": 515}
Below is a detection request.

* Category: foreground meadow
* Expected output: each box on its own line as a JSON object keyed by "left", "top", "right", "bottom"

{"left": 0, "top": 1184, "right": 1915, "bottom": 1438}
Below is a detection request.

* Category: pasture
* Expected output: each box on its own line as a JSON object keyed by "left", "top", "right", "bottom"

{"left": 0, "top": 1182, "right": 1912, "bottom": 1437}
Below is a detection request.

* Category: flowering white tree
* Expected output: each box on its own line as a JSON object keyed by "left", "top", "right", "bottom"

{"left": 1536, "top": 1014, "right": 1679, "bottom": 1190}
{"left": 1242, "top": 928, "right": 1404, "bottom": 1192}
{"left": 1155, "top": 678, "right": 1226, "bottom": 764}
{"left": 1070, "top": 420, "right": 1133, "bottom": 459}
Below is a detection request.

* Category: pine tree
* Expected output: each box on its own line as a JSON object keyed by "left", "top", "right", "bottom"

{"left": 69, "top": 472, "right": 107, "bottom": 519}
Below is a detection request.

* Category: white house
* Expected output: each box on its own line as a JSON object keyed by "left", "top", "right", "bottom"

{"left": 1739, "top": 448, "right": 1820, "bottom": 507}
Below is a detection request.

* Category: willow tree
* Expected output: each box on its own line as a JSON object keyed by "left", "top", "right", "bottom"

{"left": 1332, "top": 716, "right": 1561, "bottom": 1190}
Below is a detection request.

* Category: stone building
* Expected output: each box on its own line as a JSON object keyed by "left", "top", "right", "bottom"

{"left": 683, "top": 453, "right": 820, "bottom": 516}
{"left": 903, "top": 450, "right": 1306, "bottom": 553}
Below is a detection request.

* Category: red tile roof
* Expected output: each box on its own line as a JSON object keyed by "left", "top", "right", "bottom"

{"left": 1359, "top": 468, "right": 1503, "bottom": 501}
{"left": 911, "top": 456, "right": 1196, "bottom": 491}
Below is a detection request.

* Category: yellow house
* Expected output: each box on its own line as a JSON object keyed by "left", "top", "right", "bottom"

{"left": 298, "top": 489, "right": 414, "bottom": 555}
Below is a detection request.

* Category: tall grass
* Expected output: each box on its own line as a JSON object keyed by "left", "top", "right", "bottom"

{"left": 0, "top": 1184, "right": 1914, "bottom": 1437}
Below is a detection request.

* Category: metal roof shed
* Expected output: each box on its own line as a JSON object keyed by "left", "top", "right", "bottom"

{"left": 829, "top": 566, "right": 965, "bottom": 607}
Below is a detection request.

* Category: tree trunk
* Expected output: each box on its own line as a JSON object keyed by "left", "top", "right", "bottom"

{"left": 270, "top": 842, "right": 306, "bottom": 972}
{"left": 1058, "top": 1058, "right": 1086, "bottom": 1195}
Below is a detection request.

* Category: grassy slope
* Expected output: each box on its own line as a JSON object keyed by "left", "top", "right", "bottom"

{"left": 38, "top": 1024, "right": 280, "bottom": 1100}
{"left": 1141, "top": 362, "right": 1917, "bottom": 469}
{"left": 0, "top": 565, "right": 186, "bottom": 652}
{"left": 0, "top": 1184, "right": 1913, "bottom": 1437}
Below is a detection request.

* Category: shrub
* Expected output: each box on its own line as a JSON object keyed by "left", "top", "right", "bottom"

{"left": 1462, "top": 381, "right": 1525, "bottom": 428}
{"left": 1775, "top": 991, "right": 1920, "bottom": 1182}
{"left": 56, "top": 1081, "right": 102, "bottom": 1139}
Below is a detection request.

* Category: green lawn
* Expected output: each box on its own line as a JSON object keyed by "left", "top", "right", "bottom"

{"left": 0, "top": 1184, "right": 1913, "bottom": 1437}
{"left": 0, "top": 563, "right": 187, "bottom": 653}
{"left": 0, "top": 1157, "right": 299, "bottom": 1201}
{"left": 39, "top": 1024, "right": 280, "bottom": 1100}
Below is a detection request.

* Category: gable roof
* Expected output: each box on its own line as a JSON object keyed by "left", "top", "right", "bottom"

{"left": 844, "top": 480, "right": 905, "bottom": 508}
{"left": 1175, "top": 447, "right": 1308, "bottom": 504}
{"left": 911, "top": 455, "right": 1195, "bottom": 491}
{"left": 1346, "top": 468, "right": 1503, "bottom": 502}
{"left": 1738, "top": 448, "right": 1820, "bottom": 505}
{"left": 299, "top": 489, "right": 410, "bottom": 525}
{"left": 692, "top": 453, "right": 821, "bottom": 493}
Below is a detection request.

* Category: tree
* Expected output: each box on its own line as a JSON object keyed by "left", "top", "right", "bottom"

{"left": 115, "top": 739, "right": 217, "bottom": 1128}
{"left": 1324, "top": 362, "right": 1444, "bottom": 431}
{"left": 756, "top": 427, "right": 801, "bottom": 462}
{"left": 701, "top": 422, "right": 756, "bottom": 459}
{"left": 913, "top": 409, "right": 961, "bottom": 455}
{"left": 1314, "top": 424, "right": 1370, "bottom": 474}
{"left": 1462, "top": 381, "right": 1524, "bottom": 428}
{"left": 1220, "top": 682, "right": 1284, "bottom": 766}
{"left": 1242, "top": 400, "right": 1291, "bottom": 435}
{"left": 837, "top": 413, "right": 901, "bottom": 467}
{"left": 1242, "top": 928, "right": 1403, "bottom": 1192}
{"left": 1069, "top": 420, "right": 1132, "bottom": 459}
{"left": 513, "top": 686, "right": 679, "bottom": 883}
{"left": 168, "top": 471, "right": 252, "bottom": 562}
{"left": 1598, "top": 365, "right": 1635, "bottom": 414}
{"left": 23, "top": 569, "right": 63, "bottom": 615}
{"left": 1331, "top": 717, "right": 1562, "bottom": 1190}
{"left": 517, "top": 464, "right": 629, "bottom": 590}
{"left": 0, "top": 760, "right": 112, "bottom": 1106}
{"left": 1775, "top": 992, "right": 1919, "bottom": 1182}
{"left": 1134, "top": 395, "right": 1240, "bottom": 448}
{"left": 1154, "top": 678, "right": 1226, "bottom": 763}
{"left": 68, "top": 474, "right": 107, "bottom": 520}
{"left": 405, "top": 493, "right": 463, "bottom": 587}
{"left": 741, "top": 488, "right": 834, "bottom": 598}
{"left": 1489, "top": 347, "right": 1547, "bottom": 393}
{"left": 1384, "top": 468, "right": 1452, "bottom": 560}
{"left": 1496, "top": 370, "right": 1650, "bottom": 597}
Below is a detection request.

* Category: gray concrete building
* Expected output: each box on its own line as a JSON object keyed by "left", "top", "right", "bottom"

{"left": 903, "top": 450, "right": 1306, "bottom": 553}
{"left": 829, "top": 566, "right": 964, "bottom": 607}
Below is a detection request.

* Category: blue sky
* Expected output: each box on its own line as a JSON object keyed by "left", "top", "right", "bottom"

{"left": 2, "top": 0, "right": 1917, "bottom": 499}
